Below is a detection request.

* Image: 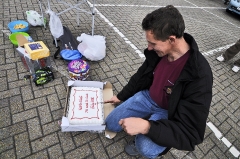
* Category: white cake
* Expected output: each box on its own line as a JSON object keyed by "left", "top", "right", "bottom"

{"left": 68, "top": 87, "right": 104, "bottom": 125}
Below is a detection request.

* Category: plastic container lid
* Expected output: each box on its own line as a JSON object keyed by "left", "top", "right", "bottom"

{"left": 68, "top": 59, "right": 89, "bottom": 74}
{"left": 68, "top": 59, "right": 90, "bottom": 80}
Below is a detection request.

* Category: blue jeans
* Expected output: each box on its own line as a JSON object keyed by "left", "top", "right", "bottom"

{"left": 105, "top": 90, "right": 168, "bottom": 159}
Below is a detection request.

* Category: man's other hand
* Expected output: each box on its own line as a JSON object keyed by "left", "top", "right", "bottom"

{"left": 119, "top": 117, "right": 150, "bottom": 135}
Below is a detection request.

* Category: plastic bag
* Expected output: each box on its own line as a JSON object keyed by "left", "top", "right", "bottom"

{"left": 77, "top": 33, "right": 106, "bottom": 61}
{"left": 46, "top": 9, "right": 63, "bottom": 38}
{"left": 60, "top": 49, "right": 82, "bottom": 61}
{"left": 26, "top": 10, "right": 45, "bottom": 26}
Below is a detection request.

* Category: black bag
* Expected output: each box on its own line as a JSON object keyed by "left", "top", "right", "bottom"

{"left": 53, "top": 26, "right": 80, "bottom": 59}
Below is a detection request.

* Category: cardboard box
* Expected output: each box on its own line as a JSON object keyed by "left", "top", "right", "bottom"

{"left": 24, "top": 41, "right": 50, "bottom": 60}
{"left": 16, "top": 34, "right": 29, "bottom": 47}
{"left": 16, "top": 47, "right": 51, "bottom": 74}
{"left": 15, "top": 34, "right": 51, "bottom": 74}
{"left": 61, "top": 81, "right": 116, "bottom": 139}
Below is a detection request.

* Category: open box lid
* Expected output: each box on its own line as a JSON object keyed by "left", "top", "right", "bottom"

{"left": 68, "top": 80, "right": 104, "bottom": 88}
{"left": 63, "top": 81, "right": 117, "bottom": 139}
{"left": 16, "top": 34, "right": 28, "bottom": 47}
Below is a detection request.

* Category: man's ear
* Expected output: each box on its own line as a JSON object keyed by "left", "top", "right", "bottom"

{"left": 169, "top": 36, "right": 176, "bottom": 43}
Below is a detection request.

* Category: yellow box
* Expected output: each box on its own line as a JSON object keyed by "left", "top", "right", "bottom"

{"left": 24, "top": 41, "right": 50, "bottom": 60}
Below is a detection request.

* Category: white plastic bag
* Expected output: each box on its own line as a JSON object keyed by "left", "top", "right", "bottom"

{"left": 26, "top": 10, "right": 45, "bottom": 26}
{"left": 46, "top": 9, "right": 63, "bottom": 38}
{"left": 77, "top": 33, "right": 106, "bottom": 61}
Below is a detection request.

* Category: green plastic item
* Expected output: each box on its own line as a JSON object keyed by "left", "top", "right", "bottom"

{"left": 9, "top": 32, "right": 29, "bottom": 45}
{"left": 33, "top": 67, "right": 54, "bottom": 86}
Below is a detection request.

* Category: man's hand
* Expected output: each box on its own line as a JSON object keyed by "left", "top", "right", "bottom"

{"left": 119, "top": 117, "right": 150, "bottom": 136}
{"left": 104, "top": 95, "right": 121, "bottom": 104}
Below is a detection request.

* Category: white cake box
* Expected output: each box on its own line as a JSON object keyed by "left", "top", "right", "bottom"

{"left": 61, "top": 80, "right": 116, "bottom": 138}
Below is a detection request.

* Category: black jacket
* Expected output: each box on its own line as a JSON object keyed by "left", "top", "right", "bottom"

{"left": 117, "top": 33, "right": 213, "bottom": 151}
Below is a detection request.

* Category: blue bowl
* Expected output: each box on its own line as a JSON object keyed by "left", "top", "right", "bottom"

{"left": 8, "top": 20, "right": 29, "bottom": 33}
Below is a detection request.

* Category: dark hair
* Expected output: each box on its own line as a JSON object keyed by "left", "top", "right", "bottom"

{"left": 142, "top": 5, "right": 185, "bottom": 41}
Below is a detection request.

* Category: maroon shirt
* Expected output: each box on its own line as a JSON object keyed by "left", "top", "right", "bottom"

{"left": 149, "top": 51, "right": 190, "bottom": 110}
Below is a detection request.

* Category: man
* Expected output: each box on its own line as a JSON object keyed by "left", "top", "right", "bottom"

{"left": 105, "top": 5, "right": 213, "bottom": 159}
{"left": 216, "top": 38, "right": 240, "bottom": 73}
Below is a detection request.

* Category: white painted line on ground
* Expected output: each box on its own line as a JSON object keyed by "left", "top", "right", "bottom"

{"left": 229, "top": 146, "right": 240, "bottom": 158}
{"left": 207, "top": 122, "right": 223, "bottom": 139}
{"left": 202, "top": 43, "right": 234, "bottom": 56}
{"left": 93, "top": 3, "right": 238, "bottom": 59}
{"left": 184, "top": 0, "right": 240, "bottom": 29}
{"left": 221, "top": 137, "right": 232, "bottom": 148}
{"left": 95, "top": 4, "right": 225, "bottom": 10}
{"left": 88, "top": 2, "right": 145, "bottom": 58}
{"left": 207, "top": 121, "right": 240, "bottom": 158}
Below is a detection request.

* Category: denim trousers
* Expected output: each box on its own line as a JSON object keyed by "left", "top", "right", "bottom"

{"left": 105, "top": 90, "right": 168, "bottom": 159}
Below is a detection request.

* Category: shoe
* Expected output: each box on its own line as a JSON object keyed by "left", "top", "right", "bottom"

{"left": 216, "top": 55, "right": 225, "bottom": 62}
{"left": 232, "top": 65, "right": 240, "bottom": 73}
{"left": 124, "top": 140, "right": 139, "bottom": 156}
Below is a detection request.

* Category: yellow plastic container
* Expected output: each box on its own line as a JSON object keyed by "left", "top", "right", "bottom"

{"left": 24, "top": 41, "right": 50, "bottom": 60}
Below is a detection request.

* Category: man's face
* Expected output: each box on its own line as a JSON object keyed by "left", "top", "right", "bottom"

{"left": 145, "top": 30, "right": 171, "bottom": 57}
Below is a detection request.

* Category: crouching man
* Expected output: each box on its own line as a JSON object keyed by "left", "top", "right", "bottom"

{"left": 105, "top": 5, "right": 213, "bottom": 159}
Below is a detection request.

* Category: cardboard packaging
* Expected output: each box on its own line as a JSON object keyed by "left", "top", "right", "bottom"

{"left": 16, "top": 47, "right": 51, "bottom": 74}
{"left": 15, "top": 35, "right": 51, "bottom": 74}
{"left": 24, "top": 41, "right": 50, "bottom": 60}
{"left": 61, "top": 80, "right": 116, "bottom": 139}
{"left": 16, "top": 34, "right": 29, "bottom": 47}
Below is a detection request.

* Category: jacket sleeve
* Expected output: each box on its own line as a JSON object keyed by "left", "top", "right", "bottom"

{"left": 146, "top": 64, "right": 213, "bottom": 151}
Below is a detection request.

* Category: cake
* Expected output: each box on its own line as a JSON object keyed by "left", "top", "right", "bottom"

{"left": 68, "top": 86, "right": 104, "bottom": 125}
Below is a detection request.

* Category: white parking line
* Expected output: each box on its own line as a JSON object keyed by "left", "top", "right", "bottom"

{"left": 207, "top": 122, "right": 240, "bottom": 158}
{"left": 202, "top": 43, "right": 234, "bottom": 56}
{"left": 90, "top": 3, "right": 145, "bottom": 58}
{"left": 185, "top": 1, "right": 240, "bottom": 157}
{"left": 207, "top": 122, "right": 223, "bottom": 139}
{"left": 95, "top": 4, "right": 225, "bottom": 10}
{"left": 96, "top": 3, "right": 239, "bottom": 29}
{"left": 184, "top": 0, "right": 240, "bottom": 29}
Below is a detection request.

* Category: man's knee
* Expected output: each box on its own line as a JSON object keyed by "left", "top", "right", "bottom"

{"left": 105, "top": 113, "right": 122, "bottom": 132}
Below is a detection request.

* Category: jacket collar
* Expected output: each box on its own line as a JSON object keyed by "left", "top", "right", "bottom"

{"left": 181, "top": 33, "right": 200, "bottom": 80}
